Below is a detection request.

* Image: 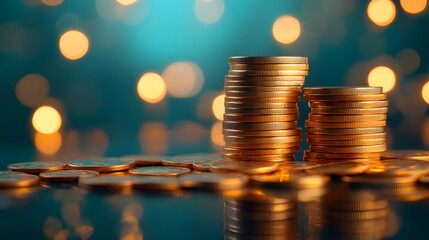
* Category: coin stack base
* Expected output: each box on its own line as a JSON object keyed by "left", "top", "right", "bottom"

{"left": 223, "top": 56, "right": 308, "bottom": 162}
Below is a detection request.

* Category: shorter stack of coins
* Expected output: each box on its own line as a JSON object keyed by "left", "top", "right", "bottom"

{"left": 222, "top": 56, "right": 309, "bottom": 162}
{"left": 303, "top": 87, "right": 388, "bottom": 164}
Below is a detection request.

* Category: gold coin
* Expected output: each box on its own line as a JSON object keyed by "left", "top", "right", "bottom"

{"left": 305, "top": 120, "right": 386, "bottom": 128}
{"left": 192, "top": 160, "right": 220, "bottom": 172}
{"left": 306, "top": 162, "right": 370, "bottom": 175}
{"left": 225, "top": 107, "right": 297, "bottom": 115}
{"left": 290, "top": 172, "right": 330, "bottom": 188}
{"left": 230, "top": 63, "right": 309, "bottom": 70}
{"left": 306, "top": 132, "right": 386, "bottom": 140}
{"left": 228, "top": 56, "right": 308, "bottom": 64}
{"left": 122, "top": 155, "right": 168, "bottom": 166}
{"left": 278, "top": 161, "right": 319, "bottom": 171}
{"left": 129, "top": 166, "right": 191, "bottom": 176}
{"left": 209, "top": 160, "right": 278, "bottom": 175}
{"left": 225, "top": 205, "right": 298, "bottom": 221}
{"left": 342, "top": 175, "right": 417, "bottom": 185}
{"left": 225, "top": 142, "right": 300, "bottom": 149}
{"left": 304, "top": 87, "right": 382, "bottom": 95}
{"left": 304, "top": 150, "right": 382, "bottom": 159}
{"left": 226, "top": 90, "right": 301, "bottom": 98}
{"left": 225, "top": 97, "right": 299, "bottom": 104}
{"left": 39, "top": 170, "right": 99, "bottom": 182}
{"left": 0, "top": 172, "right": 39, "bottom": 188}
{"left": 308, "top": 114, "right": 387, "bottom": 122}
{"left": 309, "top": 100, "right": 388, "bottom": 108}
{"left": 310, "top": 208, "right": 388, "bottom": 221}
{"left": 223, "top": 114, "right": 298, "bottom": 122}
{"left": 303, "top": 157, "right": 379, "bottom": 164}
{"left": 224, "top": 135, "right": 301, "bottom": 144}
{"left": 225, "top": 79, "right": 305, "bottom": 87}
{"left": 179, "top": 172, "right": 249, "bottom": 190}
{"left": 8, "top": 161, "right": 66, "bottom": 174}
{"left": 225, "top": 85, "right": 301, "bottom": 92}
{"left": 223, "top": 128, "right": 301, "bottom": 137}
{"left": 221, "top": 154, "right": 296, "bottom": 162}
{"left": 311, "top": 107, "right": 388, "bottom": 115}
{"left": 225, "top": 74, "right": 306, "bottom": 81}
{"left": 318, "top": 199, "right": 388, "bottom": 211}
{"left": 309, "top": 144, "right": 387, "bottom": 153}
{"left": 304, "top": 93, "right": 386, "bottom": 101}
{"left": 229, "top": 69, "right": 308, "bottom": 76}
{"left": 381, "top": 150, "right": 429, "bottom": 161}
{"left": 307, "top": 138, "right": 385, "bottom": 146}
{"left": 306, "top": 127, "right": 385, "bottom": 135}
{"left": 161, "top": 155, "right": 214, "bottom": 168}
{"left": 67, "top": 158, "right": 135, "bottom": 173}
{"left": 222, "top": 147, "right": 298, "bottom": 155}
{"left": 223, "top": 121, "right": 298, "bottom": 130}
{"left": 366, "top": 159, "right": 429, "bottom": 177}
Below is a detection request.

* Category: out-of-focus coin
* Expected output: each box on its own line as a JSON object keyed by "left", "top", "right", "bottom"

{"left": 223, "top": 128, "right": 301, "bottom": 137}
{"left": 381, "top": 150, "right": 429, "bottom": 161}
{"left": 224, "top": 135, "right": 301, "bottom": 144}
{"left": 229, "top": 69, "right": 308, "bottom": 76}
{"left": 8, "top": 162, "right": 66, "bottom": 174}
{"left": 162, "top": 155, "right": 217, "bottom": 168}
{"left": 278, "top": 161, "right": 319, "bottom": 171}
{"left": 224, "top": 85, "right": 301, "bottom": 92}
{"left": 221, "top": 154, "right": 295, "bottom": 162}
{"left": 129, "top": 166, "right": 191, "bottom": 176}
{"left": 306, "top": 162, "right": 370, "bottom": 176}
{"left": 122, "top": 155, "right": 169, "bottom": 166}
{"left": 225, "top": 79, "right": 305, "bottom": 87}
{"left": 304, "top": 150, "right": 382, "bottom": 159}
{"left": 223, "top": 121, "right": 297, "bottom": 131}
{"left": 304, "top": 94, "right": 386, "bottom": 102}
{"left": 39, "top": 170, "right": 99, "bottom": 182}
{"left": 305, "top": 120, "right": 386, "bottom": 128}
{"left": 225, "top": 206, "right": 298, "bottom": 221}
{"left": 230, "top": 63, "right": 309, "bottom": 71}
{"left": 307, "top": 138, "right": 386, "bottom": 146}
{"left": 210, "top": 160, "right": 278, "bottom": 175}
{"left": 310, "top": 144, "right": 386, "bottom": 153}
{"left": 132, "top": 176, "right": 182, "bottom": 191}
{"left": 222, "top": 147, "right": 298, "bottom": 155}
{"left": 225, "top": 107, "right": 297, "bottom": 115}
{"left": 290, "top": 173, "right": 330, "bottom": 188}
{"left": 228, "top": 56, "right": 308, "bottom": 64}
{"left": 311, "top": 107, "right": 388, "bottom": 115}
{"left": 223, "top": 114, "right": 298, "bottom": 122}
{"left": 192, "top": 160, "right": 219, "bottom": 172}
{"left": 226, "top": 90, "right": 300, "bottom": 98}
{"left": 304, "top": 87, "right": 382, "bottom": 95}
{"left": 180, "top": 172, "right": 249, "bottom": 190}
{"left": 303, "top": 157, "right": 379, "bottom": 164}
{"left": 306, "top": 132, "right": 386, "bottom": 140}
{"left": 67, "top": 158, "right": 134, "bottom": 172}
{"left": 306, "top": 127, "right": 386, "bottom": 135}
{"left": 224, "top": 142, "right": 301, "bottom": 149}
{"left": 250, "top": 172, "right": 292, "bottom": 187}
{"left": 309, "top": 101, "right": 388, "bottom": 108}
{"left": 78, "top": 175, "right": 140, "bottom": 190}
{"left": 308, "top": 114, "right": 387, "bottom": 122}
{"left": 225, "top": 101, "right": 298, "bottom": 108}
{"left": 0, "top": 172, "right": 39, "bottom": 188}
{"left": 365, "top": 159, "right": 429, "bottom": 177}
{"left": 342, "top": 175, "right": 418, "bottom": 185}
{"left": 418, "top": 175, "right": 429, "bottom": 184}
{"left": 225, "top": 97, "right": 300, "bottom": 104}
{"left": 308, "top": 208, "right": 388, "bottom": 221}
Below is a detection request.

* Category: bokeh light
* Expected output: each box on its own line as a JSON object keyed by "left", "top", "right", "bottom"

{"left": 116, "top": 0, "right": 138, "bottom": 6}
{"left": 41, "top": 0, "right": 63, "bottom": 6}
{"left": 194, "top": 0, "right": 225, "bottom": 24}
{"left": 396, "top": 48, "right": 420, "bottom": 74}
{"left": 162, "top": 62, "right": 204, "bottom": 98}
{"left": 139, "top": 122, "right": 168, "bottom": 154}
{"left": 59, "top": 30, "right": 89, "bottom": 60}
{"left": 368, "top": 66, "right": 396, "bottom": 93}
{"left": 137, "top": 72, "right": 166, "bottom": 104}
{"left": 422, "top": 81, "right": 429, "bottom": 104}
{"left": 34, "top": 132, "right": 62, "bottom": 155}
{"left": 211, "top": 121, "right": 224, "bottom": 147}
{"left": 16, "top": 74, "right": 50, "bottom": 108}
{"left": 272, "top": 15, "right": 301, "bottom": 44}
{"left": 212, "top": 93, "right": 225, "bottom": 121}
{"left": 32, "top": 106, "right": 62, "bottom": 134}
{"left": 367, "top": 0, "right": 396, "bottom": 27}
{"left": 400, "top": 0, "right": 427, "bottom": 14}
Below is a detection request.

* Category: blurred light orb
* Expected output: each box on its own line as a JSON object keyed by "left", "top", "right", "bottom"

{"left": 368, "top": 66, "right": 396, "bottom": 93}
{"left": 211, "top": 121, "right": 224, "bottom": 147}
{"left": 396, "top": 48, "right": 420, "bottom": 74}
{"left": 59, "top": 30, "right": 89, "bottom": 60}
{"left": 116, "top": 0, "right": 138, "bottom": 6}
{"left": 35, "top": 132, "right": 62, "bottom": 155}
{"left": 212, "top": 94, "right": 225, "bottom": 121}
{"left": 422, "top": 81, "right": 429, "bottom": 104}
{"left": 195, "top": 0, "right": 225, "bottom": 24}
{"left": 367, "top": 0, "right": 396, "bottom": 27}
{"left": 400, "top": 0, "right": 427, "bottom": 14}
{"left": 16, "top": 74, "right": 50, "bottom": 108}
{"left": 32, "top": 106, "right": 62, "bottom": 134}
{"left": 272, "top": 16, "right": 301, "bottom": 44}
{"left": 42, "top": 0, "right": 63, "bottom": 6}
{"left": 163, "top": 62, "right": 204, "bottom": 98}
{"left": 137, "top": 72, "right": 166, "bottom": 103}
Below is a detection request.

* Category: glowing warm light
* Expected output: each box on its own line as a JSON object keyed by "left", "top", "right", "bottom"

{"left": 59, "top": 30, "right": 89, "bottom": 60}
{"left": 400, "top": 0, "right": 427, "bottom": 14}
{"left": 137, "top": 72, "right": 166, "bottom": 103}
{"left": 211, "top": 121, "right": 224, "bottom": 147}
{"left": 422, "top": 81, "right": 429, "bottom": 104}
{"left": 272, "top": 15, "right": 301, "bottom": 44}
{"left": 368, "top": 66, "right": 396, "bottom": 93}
{"left": 35, "top": 132, "right": 62, "bottom": 155}
{"left": 162, "top": 62, "right": 204, "bottom": 98}
{"left": 212, "top": 94, "right": 225, "bottom": 121}
{"left": 139, "top": 122, "right": 168, "bottom": 154}
{"left": 41, "top": 0, "right": 63, "bottom": 6}
{"left": 195, "top": 0, "right": 225, "bottom": 24}
{"left": 116, "top": 0, "right": 138, "bottom": 6}
{"left": 32, "top": 106, "right": 62, "bottom": 134}
{"left": 16, "top": 74, "right": 50, "bottom": 108}
{"left": 367, "top": 0, "right": 396, "bottom": 27}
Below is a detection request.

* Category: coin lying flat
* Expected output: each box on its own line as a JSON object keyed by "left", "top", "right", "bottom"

{"left": 223, "top": 128, "right": 301, "bottom": 137}
{"left": 304, "top": 94, "right": 386, "bottom": 102}
{"left": 228, "top": 56, "right": 308, "bottom": 64}
{"left": 122, "top": 155, "right": 169, "bottom": 166}
{"left": 381, "top": 150, "right": 429, "bottom": 161}
{"left": 8, "top": 162, "right": 66, "bottom": 174}
{"left": 230, "top": 63, "right": 309, "bottom": 70}
{"left": 129, "top": 166, "right": 191, "bottom": 176}
{"left": 342, "top": 175, "right": 418, "bottom": 185}
{"left": 308, "top": 114, "right": 387, "bottom": 122}
{"left": 309, "top": 101, "right": 388, "bottom": 108}
{"left": 0, "top": 172, "right": 39, "bottom": 188}
{"left": 192, "top": 160, "right": 219, "bottom": 172}
{"left": 306, "top": 132, "right": 386, "bottom": 141}
{"left": 161, "top": 155, "right": 218, "bottom": 168}
{"left": 179, "top": 172, "right": 249, "bottom": 190}
{"left": 306, "top": 162, "right": 370, "bottom": 176}
{"left": 39, "top": 170, "right": 99, "bottom": 182}
{"left": 67, "top": 158, "right": 134, "bottom": 172}
{"left": 225, "top": 107, "right": 298, "bottom": 115}
{"left": 210, "top": 161, "right": 278, "bottom": 175}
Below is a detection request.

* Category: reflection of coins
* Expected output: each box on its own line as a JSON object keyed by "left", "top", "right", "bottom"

{"left": 308, "top": 114, "right": 387, "bottom": 122}
{"left": 306, "top": 162, "right": 370, "bottom": 175}
{"left": 210, "top": 160, "right": 278, "bottom": 175}
{"left": 129, "top": 166, "right": 191, "bottom": 176}
{"left": 40, "top": 170, "right": 99, "bottom": 182}
{"left": 67, "top": 158, "right": 134, "bottom": 172}
{"left": 310, "top": 144, "right": 387, "bottom": 153}
{"left": 223, "top": 128, "right": 301, "bottom": 137}
{"left": 0, "top": 172, "right": 39, "bottom": 188}
{"left": 8, "top": 162, "right": 66, "bottom": 174}
{"left": 290, "top": 172, "right": 330, "bottom": 188}
{"left": 381, "top": 150, "right": 429, "bottom": 161}
{"left": 224, "top": 114, "right": 298, "bottom": 122}
{"left": 228, "top": 56, "right": 308, "bottom": 64}
{"left": 342, "top": 175, "right": 417, "bottom": 185}
{"left": 123, "top": 155, "right": 169, "bottom": 166}
{"left": 180, "top": 172, "right": 249, "bottom": 190}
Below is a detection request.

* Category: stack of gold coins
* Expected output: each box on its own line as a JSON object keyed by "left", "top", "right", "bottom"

{"left": 303, "top": 87, "right": 388, "bottom": 164}
{"left": 223, "top": 56, "right": 309, "bottom": 162}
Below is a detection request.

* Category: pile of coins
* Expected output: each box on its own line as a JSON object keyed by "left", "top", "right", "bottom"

{"left": 222, "top": 56, "right": 309, "bottom": 162}
{"left": 303, "top": 87, "right": 388, "bottom": 164}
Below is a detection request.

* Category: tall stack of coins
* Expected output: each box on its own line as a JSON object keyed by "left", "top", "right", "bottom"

{"left": 303, "top": 87, "right": 388, "bottom": 163}
{"left": 222, "top": 56, "right": 309, "bottom": 162}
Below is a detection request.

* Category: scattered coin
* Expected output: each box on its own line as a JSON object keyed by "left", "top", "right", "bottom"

{"left": 67, "top": 158, "right": 134, "bottom": 172}
{"left": 210, "top": 160, "right": 279, "bottom": 175}
{"left": 192, "top": 160, "right": 219, "bottom": 172}
{"left": 342, "top": 175, "right": 417, "bottom": 185}
{"left": 304, "top": 87, "right": 382, "bottom": 95}
{"left": 0, "top": 172, "right": 39, "bottom": 188}
{"left": 228, "top": 56, "right": 308, "bottom": 64}
{"left": 161, "top": 155, "right": 217, "bottom": 168}
{"left": 8, "top": 162, "right": 66, "bottom": 174}
{"left": 129, "top": 166, "right": 191, "bottom": 176}
{"left": 39, "top": 170, "right": 99, "bottom": 182}
{"left": 381, "top": 150, "right": 429, "bottom": 161}
{"left": 304, "top": 94, "right": 386, "bottom": 102}
{"left": 306, "top": 162, "right": 370, "bottom": 176}
{"left": 122, "top": 155, "right": 169, "bottom": 166}
{"left": 180, "top": 172, "right": 249, "bottom": 190}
